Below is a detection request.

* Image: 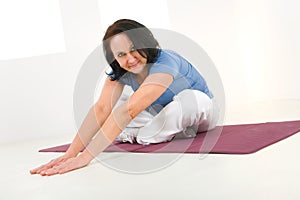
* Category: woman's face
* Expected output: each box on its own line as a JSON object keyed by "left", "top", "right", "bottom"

{"left": 110, "top": 33, "right": 147, "bottom": 74}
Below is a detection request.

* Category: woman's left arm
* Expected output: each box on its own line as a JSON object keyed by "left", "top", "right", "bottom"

{"left": 81, "top": 73, "right": 173, "bottom": 156}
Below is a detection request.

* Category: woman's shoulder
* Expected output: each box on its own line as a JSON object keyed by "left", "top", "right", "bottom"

{"left": 149, "top": 49, "right": 183, "bottom": 78}
{"left": 159, "top": 49, "right": 180, "bottom": 57}
{"left": 155, "top": 49, "right": 182, "bottom": 64}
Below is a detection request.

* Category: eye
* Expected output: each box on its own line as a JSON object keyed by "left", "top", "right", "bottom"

{"left": 117, "top": 52, "right": 125, "bottom": 57}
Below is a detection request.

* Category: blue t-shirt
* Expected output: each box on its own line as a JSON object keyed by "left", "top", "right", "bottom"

{"left": 109, "top": 49, "right": 213, "bottom": 113}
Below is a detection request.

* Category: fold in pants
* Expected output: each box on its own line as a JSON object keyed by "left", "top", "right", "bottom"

{"left": 115, "top": 89, "right": 219, "bottom": 145}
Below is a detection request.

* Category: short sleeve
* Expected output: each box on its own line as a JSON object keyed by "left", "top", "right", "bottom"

{"left": 149, "top": 59, "right": 181, "bottom": 79}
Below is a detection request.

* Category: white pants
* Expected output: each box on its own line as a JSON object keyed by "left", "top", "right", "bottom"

{"left": 115, "top": 89, "right": 219, "bottom": 145}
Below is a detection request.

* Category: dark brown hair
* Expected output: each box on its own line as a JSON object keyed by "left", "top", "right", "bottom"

{"left": 102, "top": 19, "right": 160, "bottom": 80}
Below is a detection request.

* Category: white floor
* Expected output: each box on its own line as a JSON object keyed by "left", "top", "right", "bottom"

{"left": 1, "top": 100, "right": 300, "bottom": 200}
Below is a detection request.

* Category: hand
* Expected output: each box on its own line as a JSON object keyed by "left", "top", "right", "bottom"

{"left": 30, "top": 154, "right": 92, "bottom": 176}
{"left": 30, "top": 154, "right": 71, "bottom": 175}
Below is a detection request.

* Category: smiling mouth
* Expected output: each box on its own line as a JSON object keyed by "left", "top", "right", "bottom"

{"left": 130, "top": 61, "right": 140, "bottom": 68}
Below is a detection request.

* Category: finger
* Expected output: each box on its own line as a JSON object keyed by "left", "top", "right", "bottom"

{"left": 31, "top": 161, "right": 58, "bottom": 174}
{"left": 44, "top": 169, "right": 59, "bottom": 176}
{"left": 30, "top": 169, "right": 38, "bottom": 174}
{"left": 34, "top": 158, "right": 65, "bottom": 175}
{"left": 30, "top": 164, "right": 48, "bottom": 174}
{"left": 30, "top": 169, "right": 40, "bottom": 175}
{"left": 40, "top": 167, "right": 59, "bottom": 176}
{"left": 40, "top": 170, "right": 55, "bottom": 176}
{"left": 30, "top": 164, "right": 47, "bottom": 172}
{"left": 40, "top": 158, "right": 81, "bottom": 176}
{"left": 42, "top": 161, "right": 68, "bottom": 176}
{"left": 35, "top": 164, "right": 54, "bottom": 174}
{"left": 48, "top": 160, "right": 74, "bottom": 175}
{"left": 30, "top": 156, "right": 67, "bottom": 175}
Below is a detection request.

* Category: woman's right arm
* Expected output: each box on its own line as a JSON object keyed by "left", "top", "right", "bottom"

{"left": 30, "top": 77, "right": 124, "bottom": 175}
{"left": 65, "top": 77, "right": 124, "bottom": 157}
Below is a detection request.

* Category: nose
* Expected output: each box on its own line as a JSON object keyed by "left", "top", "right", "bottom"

{"left": 126, "top": 52, "right": 136, "bottom": 64}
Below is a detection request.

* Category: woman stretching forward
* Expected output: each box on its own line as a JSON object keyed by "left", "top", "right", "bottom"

{"left": 30, "top": 19, "right": 218, "bottom": 176}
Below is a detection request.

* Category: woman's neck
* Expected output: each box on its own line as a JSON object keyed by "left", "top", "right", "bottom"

{"left": 136, "top": 67, "right": 149, "bottom": 85}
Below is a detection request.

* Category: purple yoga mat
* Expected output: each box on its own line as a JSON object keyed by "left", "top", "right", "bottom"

{"left": 39, "top": 120, "right": 300, "bottom": 154}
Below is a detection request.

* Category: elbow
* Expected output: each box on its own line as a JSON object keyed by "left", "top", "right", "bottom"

{"left": 109, "top": 101, "right": 134, "bottom": 130}
{"left": 114, "top": 100, "right": 137, "bottom": 120}
{"left": 128, "top": 104, "right": 138, "bottom": 119}
{"left": 127, "top": 98, "right": 150, "bottom": 120}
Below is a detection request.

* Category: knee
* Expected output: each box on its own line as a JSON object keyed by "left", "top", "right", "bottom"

{"left": 173, "top": 89, "right": 212, "bottom": 116}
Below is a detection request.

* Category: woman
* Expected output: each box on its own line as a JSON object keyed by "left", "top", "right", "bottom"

{"left": 30, "top": 19, "right": 219, "bottom": 176}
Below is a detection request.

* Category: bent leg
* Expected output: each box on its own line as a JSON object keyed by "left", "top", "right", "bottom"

{"left": 136, "top": 89, "right": 218, "bottom": 144}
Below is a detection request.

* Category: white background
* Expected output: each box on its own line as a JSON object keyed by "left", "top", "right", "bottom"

{"left": 0, "top": 0, "right": 299, "bottom": 144}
